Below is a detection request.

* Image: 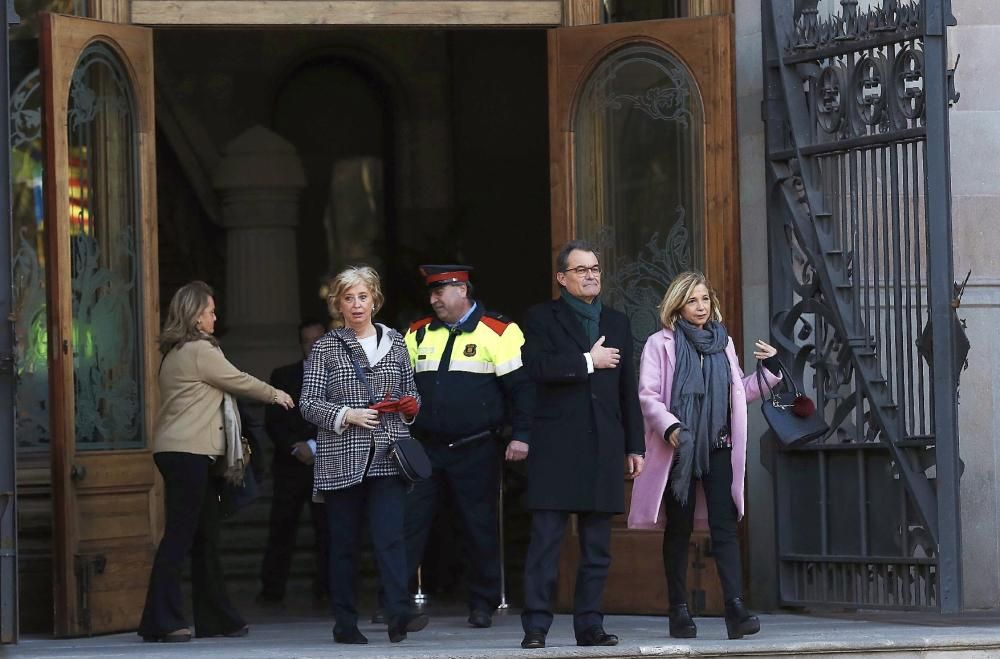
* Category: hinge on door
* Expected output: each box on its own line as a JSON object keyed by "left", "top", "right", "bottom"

{"left": 74, "top": 553, "right": 107, "bottom": 634}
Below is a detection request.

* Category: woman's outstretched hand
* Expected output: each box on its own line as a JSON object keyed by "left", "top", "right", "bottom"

{"left": 753, "top": 339, "right": 777, "bottom": 361}
{"left": 274, "top": 390, "right": 294, "bottom": 409}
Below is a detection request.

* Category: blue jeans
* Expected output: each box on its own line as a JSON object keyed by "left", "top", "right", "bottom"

{"left": 324, "top": 476, "right": 410, "bottom": 631}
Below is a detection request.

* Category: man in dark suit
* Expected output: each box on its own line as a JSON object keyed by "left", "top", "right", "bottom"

{"left": 518, "top": 240, "right": 645, "bottom": 650}
{"left": 256, "top": 320, "right": 330, "bottom": 606}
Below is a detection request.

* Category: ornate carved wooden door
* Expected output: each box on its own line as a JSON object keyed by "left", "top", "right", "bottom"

{"left": 40, "top": 13, "right": 162, "bottom": 636}
{"left": 547, "top": 15, "right": 738, "bottom": 615}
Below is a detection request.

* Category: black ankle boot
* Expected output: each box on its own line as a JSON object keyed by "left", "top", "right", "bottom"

{"left": 387, "top": 612, "right": 429, "bottom": 643}
{"left": 724, "top": 597, "right": 760, "bottom": 640}
{"left": 668, "top": 603, "right": 697, "bottom": 639}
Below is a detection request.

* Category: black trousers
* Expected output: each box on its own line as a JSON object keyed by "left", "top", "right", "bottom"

{"left": 138, "top": 452, "right": 244, "bottom": 638}
{"left": 521, "top": 510, "right": 612, "bottom": 637}
{"left": 404, "top": 439, "right": 501, "bottom": 612}
{"left": 324, "top": 476, "right": 411, "bottom": 631}
{"left": 662, "top": 447, "right": 742, "bottom": 607}
{"left": 259, "top": 462, "right": 329, "bottom": 600}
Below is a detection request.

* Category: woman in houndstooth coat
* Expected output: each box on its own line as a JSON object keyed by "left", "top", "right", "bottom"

{"left": 300, "top": 266, "right": 427, "bottom": 646}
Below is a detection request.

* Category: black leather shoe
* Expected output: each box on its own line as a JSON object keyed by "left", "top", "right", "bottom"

{"left": 521, "top": 630, "right": 546, "bottom": 649}
{"left": 468, "top": 609, "right": 493, "bottom": 628}
{"left": 140, "top": 628, "right": 192, "bottom": 643}
{"left": 576, "top": 626, "right": 619, "bottom": 646}
{"left": 724, "top": 597, "right": 760, "bottom": 640}
{"left": 388, "top": 612, "right": 429, "bottom": 643}
{"left": 669, "top": 603, "right": 697, "bottom": 638}
{"left": 333, "top": 626, "right": 369, "bottom": 644}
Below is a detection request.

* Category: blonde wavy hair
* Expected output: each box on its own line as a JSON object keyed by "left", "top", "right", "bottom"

{"left": 159, "top": 280, "right": 219, "bottom": 354}
{"left": 326, "top": 266, "right": 385, "bottom": 328}
{"left": 658, "top": 271, "right": 723, "bottom": 330}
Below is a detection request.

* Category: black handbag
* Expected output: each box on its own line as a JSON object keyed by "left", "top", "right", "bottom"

{"left": 334, "top": 334, "right": 431, "bottom": 483}
{"left": 756, "top": 359, "right": 829, "bottom": 447}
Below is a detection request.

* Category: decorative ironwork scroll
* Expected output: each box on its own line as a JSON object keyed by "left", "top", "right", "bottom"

{"left": 763, "top": 0, "right": 962, "bottom": 611}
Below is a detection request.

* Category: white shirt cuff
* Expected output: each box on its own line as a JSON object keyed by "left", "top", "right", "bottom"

{"left": 307, "top": 439, "right": 317, "bottom": 455}
{"left": 333, "top": 408, "right": 349, "bottom": 434}
{"left": 584, "top": 352, "right": 595, "bottom": 374}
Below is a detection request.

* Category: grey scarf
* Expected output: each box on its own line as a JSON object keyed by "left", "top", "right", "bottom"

{"left": 669, "top": 319, "right": 730, "bottom": 505}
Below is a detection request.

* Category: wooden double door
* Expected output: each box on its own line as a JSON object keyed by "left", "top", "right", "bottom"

{"left": 30, "top": 10, "right": 736, "bottom": 634}
{"left": 547, "top": 15, "right": 739, "bottom": 616}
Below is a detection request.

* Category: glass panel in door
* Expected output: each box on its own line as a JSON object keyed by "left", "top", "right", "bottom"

{"left": 67, "top": 43, "right": 145, "bottom": 450}
{"left": 574, "top": 44, "right": 705, "bottom": 357}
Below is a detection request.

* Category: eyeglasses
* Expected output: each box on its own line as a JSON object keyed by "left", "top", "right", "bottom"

{"left": 562, "top": 265, "right": 602, "bottom": 277}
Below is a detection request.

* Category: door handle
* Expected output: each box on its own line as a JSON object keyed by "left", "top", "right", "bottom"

{"left": 71, "top": 464, "right": 87, "bottom": 481}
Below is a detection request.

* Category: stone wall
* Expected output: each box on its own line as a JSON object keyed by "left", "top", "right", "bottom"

{"left": 949, "top": 0, "right": 1000, "bottom": 610}
{"left": 732, "top": 0, "right": 778, "bottom": 610}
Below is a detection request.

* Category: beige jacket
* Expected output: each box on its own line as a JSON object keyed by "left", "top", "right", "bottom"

{"left": 154, "top": 339, "right": 277, "bottom": 456}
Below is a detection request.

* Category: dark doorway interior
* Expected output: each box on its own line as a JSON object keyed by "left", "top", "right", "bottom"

{"left": 152, "top": 27, "right": 550, "bottom": 619}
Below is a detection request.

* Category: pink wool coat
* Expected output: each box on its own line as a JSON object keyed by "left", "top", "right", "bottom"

{"left": 627, "top": 327, "right": 780, "bottom": 531}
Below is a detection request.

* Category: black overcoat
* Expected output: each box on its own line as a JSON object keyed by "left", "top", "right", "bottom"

{"left": 522, "top": 297, "right": 644, "bottom": 513}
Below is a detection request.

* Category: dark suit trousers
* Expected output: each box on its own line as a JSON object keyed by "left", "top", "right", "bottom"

{"left": 662, "top": 447, "right": 742, "bottom": 606}
{"left": 521, "top": 510, "right": 612, "bottom": 637}
{"left": 139, "top": 452, "right": 244, "bottom": 637}
{"left": 259, "top": 462, "right": 329, "bottom": 599}
{"left": 324, "top": 476, "right": 410, "bottom": 631}
{"left": 404, "top": 439, "right": 501, "bottom": 612}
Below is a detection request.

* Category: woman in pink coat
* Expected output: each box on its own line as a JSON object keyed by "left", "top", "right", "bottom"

{"left": 626, "top": 272, "right": 780, "bottom": 640}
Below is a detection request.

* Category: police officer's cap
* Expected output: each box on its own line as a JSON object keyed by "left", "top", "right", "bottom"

{"left": 419, "top": 264, "right": 473, "bottom": 289}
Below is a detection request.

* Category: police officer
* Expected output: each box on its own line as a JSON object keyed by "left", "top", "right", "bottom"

{"left": 404, "top": 265, "right": 533, "bottom": 629}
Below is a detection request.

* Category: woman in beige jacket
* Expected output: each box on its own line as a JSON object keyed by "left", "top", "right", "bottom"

{"left": 138, "top": 281, "right": 293, "bottom": 642}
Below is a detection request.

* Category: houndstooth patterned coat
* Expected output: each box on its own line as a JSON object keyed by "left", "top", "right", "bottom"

{"left": 301, "top": 324, "right": 419, "bottom": 495}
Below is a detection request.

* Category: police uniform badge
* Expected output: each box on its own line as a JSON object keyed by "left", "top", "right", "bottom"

{"left": 463, "top": 343, "right": 477, "bottom": 357}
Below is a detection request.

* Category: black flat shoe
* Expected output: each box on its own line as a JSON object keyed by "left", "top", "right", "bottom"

{"left": 521, "top": 630, "right": 546, "bottom": 649}
{"left": 724, "top": 597, "right": 760, "bottom": 640}
{"left": 669, "top": 603, "right": 697, "bottom": 639}
{"left": 468, "top": 609, "right": 493, "bottom": 628}
{"left": 195, "top": 624, "right": 249, "bottom": 639}
{"left": 576, "top": 626, "right": 619, "bottom": 646}
{"left": 333, "top": 626, "right": 369, "bottom": 644}
{"left": 388, "top": 612, "right": 429, "bottom": 643}
{"left": 140, "top": 628, "right": 192, "bottom": 643}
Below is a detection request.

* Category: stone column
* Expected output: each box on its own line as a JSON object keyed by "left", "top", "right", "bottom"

{"left": 213, "top": 125, "right": 306, "bottom": 380}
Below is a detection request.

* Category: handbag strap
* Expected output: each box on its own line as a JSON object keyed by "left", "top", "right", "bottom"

{"left": 332, "top": 334, "right": 377, "bottom": 405}
{"left": 755, "top": 357, "right": 801, "bottom": 401}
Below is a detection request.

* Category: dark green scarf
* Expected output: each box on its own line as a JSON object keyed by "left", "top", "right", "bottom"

{"left": 560, "top": 288, "right": 602, "bottom": 345}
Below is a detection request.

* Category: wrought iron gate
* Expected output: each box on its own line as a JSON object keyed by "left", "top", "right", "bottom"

{"left": 762, "top": 0, "right": 965, "bottom": 612}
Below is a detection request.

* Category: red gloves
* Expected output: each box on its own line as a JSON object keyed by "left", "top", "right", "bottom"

{"left": 369, "top": 395, "right": 419, "bottom": 418}
{"left": 398, "top": 395, "right": 419, "bottom": 418}
{"left": 369, "top": 397, "right": 400, "bottom": 413}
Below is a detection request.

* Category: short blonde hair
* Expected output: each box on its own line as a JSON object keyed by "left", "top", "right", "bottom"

{"left": 326, "top": 266, "right": 385, "bottom": 327}
{"left": 658, "top": 271, "right": 723, "bottom": 330}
